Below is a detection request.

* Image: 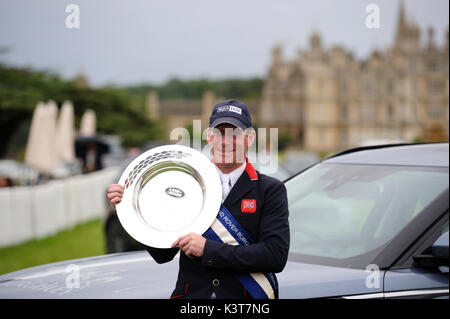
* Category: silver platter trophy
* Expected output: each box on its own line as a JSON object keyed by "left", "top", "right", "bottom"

{"left": 116, "top": 144, "right": 222, "bottom": 248}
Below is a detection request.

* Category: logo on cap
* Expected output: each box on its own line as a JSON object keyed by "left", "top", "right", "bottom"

{"left": 217, "top": 105, "right": 242, "bottom": 115}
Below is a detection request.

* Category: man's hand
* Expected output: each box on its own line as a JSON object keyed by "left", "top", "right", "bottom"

{"left": 171, "top": 232, "right": 206, "bottom": 258}
{"left": 107, "top": 184, "right": 124, "bottom": 207}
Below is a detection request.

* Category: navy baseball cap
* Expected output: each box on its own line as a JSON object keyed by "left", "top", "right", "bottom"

{"left": 209, "top": 99, "right": 252, "bottom": 130}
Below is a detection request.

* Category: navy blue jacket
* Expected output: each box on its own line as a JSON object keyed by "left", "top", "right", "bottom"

{"left": 145, "top": 159, "right": 290, "bottom": 299}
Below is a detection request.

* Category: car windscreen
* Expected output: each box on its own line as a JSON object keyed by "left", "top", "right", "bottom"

{"left": 285, "top": 162, "right": 449, "bottom": 268}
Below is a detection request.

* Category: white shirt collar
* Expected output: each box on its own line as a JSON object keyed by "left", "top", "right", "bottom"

{"left": 215, "top": 162, "right": 246, "bottom": 190}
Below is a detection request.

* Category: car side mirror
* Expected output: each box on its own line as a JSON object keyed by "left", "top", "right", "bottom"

{"left": 413, "top": 231, "right": 449, "bottom": 271}
{"left": 432, "top": 231, "right": 449, "bottom": 260}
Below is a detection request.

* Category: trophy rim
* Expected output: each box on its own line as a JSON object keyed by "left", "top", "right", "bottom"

{"left": 116, "top": 144, "right": 221, "bottom": 248}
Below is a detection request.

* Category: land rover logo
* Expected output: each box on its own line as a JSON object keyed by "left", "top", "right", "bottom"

{"left": 165, "top": 187, "right": 185, "bottom": 198}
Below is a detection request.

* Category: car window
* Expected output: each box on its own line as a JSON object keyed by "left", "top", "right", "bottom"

{"left": 441, "top": 219, "right": 449, "bottom": 235}
{"left": 286, "top": 163, "right": 449, "bottom": 264}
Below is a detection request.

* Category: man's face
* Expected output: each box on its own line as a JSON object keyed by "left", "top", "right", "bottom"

{"left": 207, "top": 123, "right": 254, "bottom": 167}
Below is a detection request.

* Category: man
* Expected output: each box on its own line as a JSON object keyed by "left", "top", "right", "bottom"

{"left": 107, "top": 99, "right": 290, "bottom": 299}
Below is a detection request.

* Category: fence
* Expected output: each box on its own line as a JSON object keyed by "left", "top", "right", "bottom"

{"left": 0, "top": 166, "right": 121, "bottom": 248}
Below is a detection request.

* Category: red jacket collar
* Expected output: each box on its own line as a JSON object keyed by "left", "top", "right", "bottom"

{"left": 244, "top": 157, "right": 258, "bottom": 181}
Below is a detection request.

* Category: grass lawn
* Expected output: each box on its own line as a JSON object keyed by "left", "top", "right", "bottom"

{"left": 0, "top": 218, "right": 105, "bottom": 276}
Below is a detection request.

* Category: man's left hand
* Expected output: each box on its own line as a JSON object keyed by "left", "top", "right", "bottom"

{"left": 171, "top": 233, "right": 206, "bottom": 258}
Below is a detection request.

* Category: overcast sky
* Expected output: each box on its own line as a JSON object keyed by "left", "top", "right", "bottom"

{"left": 0, "top": 0, "right": 448, "bottom": 87}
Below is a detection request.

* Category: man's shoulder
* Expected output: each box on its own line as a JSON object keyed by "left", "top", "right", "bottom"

{"left": 254, "top": 171, "right": 288, "bottom": 208}
{"left": 255, "top": 171, "right": 285, "bottom": 189}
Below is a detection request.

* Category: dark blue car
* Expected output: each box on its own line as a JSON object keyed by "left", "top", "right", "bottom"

{"left": 0, "top": 143, "right": 448, "bottom": 298}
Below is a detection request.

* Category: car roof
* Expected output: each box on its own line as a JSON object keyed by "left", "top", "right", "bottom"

{"left": 324, "top": 143, "right": 449, "bottom": 168}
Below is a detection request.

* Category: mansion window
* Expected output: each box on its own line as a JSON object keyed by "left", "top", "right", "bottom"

{"left": 341, "top": 130, "right": 349, "bottom": 146}
{"left": 427, "top": 59, "right": 441, "bottom": 72}
{"left": 387, "top": 104, "right": 395, "bottom": 122}
{"left": 319, "top": 129, "right": 325, "bottom": 144}
{"left": 360, "top": 104, "right": 376, "bottom": 122}
{"left": 361, "top": 80, "right": 377, "bottom": 96}
{"left": 428, "top": 104, "right": 445, "bottom": 119}
{"left": 386, "top": 80, "right": 395, "bottom": 96}
{"left": 428, "top": 80, "right": 445, "bottom": 96}
{"left": 340, "top": 81, "right": 348, "bottom": 96}
{"left": 340, "top": 105, "right": 348, "bottom": 121}
{"left": 262, "top": 103, "right": 275, "bottom": 122}
{"left": 317, "top": 104, "right": 327, "bottom": 121}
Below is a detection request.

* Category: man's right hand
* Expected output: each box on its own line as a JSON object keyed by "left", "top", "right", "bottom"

{"left": 107, "top": 184, "right": 124, "bottom": 208}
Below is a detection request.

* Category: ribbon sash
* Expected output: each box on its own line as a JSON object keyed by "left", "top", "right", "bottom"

{"left": 203, "top": 205, "right": 278, "bottom": 299}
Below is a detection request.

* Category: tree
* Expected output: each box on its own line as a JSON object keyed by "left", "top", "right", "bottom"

{"left": 0, "top": 64, "right": 164, "bottom": 157}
